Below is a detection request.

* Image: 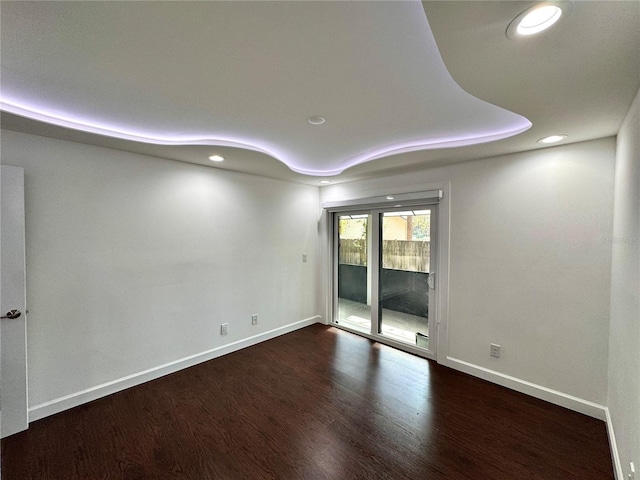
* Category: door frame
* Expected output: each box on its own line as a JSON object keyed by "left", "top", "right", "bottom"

{"left": 323, "top": 184, "right": 450, "bottom": 363}
{"left": 1, "top": 165, "right": 29, "bottom": 438}
{"left": 332, "top": 204, "right": 438, "bottom": 360}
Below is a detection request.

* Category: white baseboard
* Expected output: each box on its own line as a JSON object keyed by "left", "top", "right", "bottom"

{"left": 605, "top": 407, "right": 624, "bottom": 480}
{"left": 29, "top": 316, "right": 321, "bottom": 422}
{"left": 443, "top": 356, "right": 607, "bottom": 420}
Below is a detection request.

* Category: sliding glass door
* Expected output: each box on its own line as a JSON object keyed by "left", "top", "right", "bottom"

{"left": 380, "top": 208, "right": 432, "bottom": 349}
{"left": 333, "top": 205, "right": 437, "bottom": 358}
{"left": 335, "top": 213, "right": 372, "bottom": 333}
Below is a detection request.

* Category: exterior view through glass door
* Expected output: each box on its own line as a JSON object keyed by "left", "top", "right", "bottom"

{"left": 380, "top": 209, "right": 431, "bottom": 348}
{"left": 334, "top": 205, "right": 436, "bottom": 357}
{"left": 335, "top": 213, "right": 371, "bottom": 332}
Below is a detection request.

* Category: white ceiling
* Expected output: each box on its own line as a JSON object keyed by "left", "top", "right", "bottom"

{"left": 1, "top": 1, "right": 639, "bottom": 185}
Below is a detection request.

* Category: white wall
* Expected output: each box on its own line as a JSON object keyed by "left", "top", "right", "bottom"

{"left": 321, "top": 137, "right": 615, "bottom": 407}
{"left": 608, "top": 86, "right": 640, "bottom": 478}
{"left": 0, "top": 125, "right": 622, "bottom": 433}
{"left": 0, "top": 130, "right": 321, "bottom": 412}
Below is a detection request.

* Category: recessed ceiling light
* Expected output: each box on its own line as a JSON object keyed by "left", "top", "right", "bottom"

{"left": 386, "top": 196, "right": 394, "bottom": 200}
{"left": 320, "top": 180, "right": 331, "bottom": 184}
{"left": 208, "top": 154, "right": 225, "bottom": 162}
{"left": 518, "top": 5, "right": 562, "bottom": 35}
{"left": 538, "top": 134, "right": 567, "bottom": 144}
{"left": 507, "top": 2, "right": 569, "bottom": 39}
{"left": 307, "top": 116, "right": 326, "bottom": 125}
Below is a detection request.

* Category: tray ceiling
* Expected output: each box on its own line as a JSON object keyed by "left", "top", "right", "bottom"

{"left": 1, "top": 1, "right": 638, "bottom": 184}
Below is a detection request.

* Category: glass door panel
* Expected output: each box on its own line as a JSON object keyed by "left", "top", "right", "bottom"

{"left": 335, "top": 213, "right": 371, "bottom": 333}
{"left": 333, "top": 204, "right": 436, "bottom": 358}
{"left": 380, "top": 209, "right": 432, "bottom": 349}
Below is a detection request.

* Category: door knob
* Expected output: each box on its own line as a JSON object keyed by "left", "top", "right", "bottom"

{"left": 1, "top": 309, "right": 21, "bottom": 319}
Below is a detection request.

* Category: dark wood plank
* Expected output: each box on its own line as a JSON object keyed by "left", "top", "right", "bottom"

{"left": 2, "top": 325, "right": 613, "bottom": 479}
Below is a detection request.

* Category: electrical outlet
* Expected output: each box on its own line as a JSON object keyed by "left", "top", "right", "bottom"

{"left": 251, "top": 314, "right": 258, "bottom": 325}
{"left": 628, "top": 461, "right": 635, "bottom": 480}
{"left": 490, "top": 343, "right": 501, "bottom": 358}
{"left": 302, "top": 253, "right": 308, "bottom": 263}
{"left": 220, "top": 323, "right": 228, "bottom": 335}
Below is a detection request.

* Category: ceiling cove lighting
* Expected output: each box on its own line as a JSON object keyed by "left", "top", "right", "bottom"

{"left": 208, "top": 154, "right": 225, "bottom": 162}
{"left": 538, "top": 134, "right": 567, "bottom": 144}
{"left": 0, "top": 99, "right": 284, "bottom": 157}
{"left": 507, "top": 2, "right": 570, "bottom": 39}
{"left": 2, "top": 98, "right": 531, "bottom": 177}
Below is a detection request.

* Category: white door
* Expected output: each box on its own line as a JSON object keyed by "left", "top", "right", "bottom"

{"left": 0, "top": 165, "right": 28, "bottom": 438}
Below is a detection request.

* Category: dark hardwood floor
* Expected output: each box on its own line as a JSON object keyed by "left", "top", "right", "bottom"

{"left": 2, "top": 324, "right": 613, "bottom": 479}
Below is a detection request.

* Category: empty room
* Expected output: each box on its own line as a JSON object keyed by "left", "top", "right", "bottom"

{"left": 1, "top": 1, "right": 638, "bottom": 479}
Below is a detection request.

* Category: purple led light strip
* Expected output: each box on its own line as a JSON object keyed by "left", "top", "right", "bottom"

{"left": 1, "top": 99, "right": 531, "bottom": 177}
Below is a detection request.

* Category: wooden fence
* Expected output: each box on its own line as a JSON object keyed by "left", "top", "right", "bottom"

{"left": 339, "top": 239, "right": 430, "bottom": 273}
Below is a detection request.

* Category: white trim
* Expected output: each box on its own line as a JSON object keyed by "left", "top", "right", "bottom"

{"left": 318, "top": 208, "right": 331, "bottom": 326}
{"left": 435, "top": 182, "right": 451, "bottom": 366}
{"left": 370, "top": 209, "right": 381, "bottom": 336}
{"left": 605, "top": 407, "right": 624, "bottom": 480}
{"left": 443, "top": 356, "right": 607, "bottom": 420}
{"left": 322, "top": 189, "right": 442, "bottom": 211}
{"left": 28, "top": 316, "right": 321, "bottom": 422}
